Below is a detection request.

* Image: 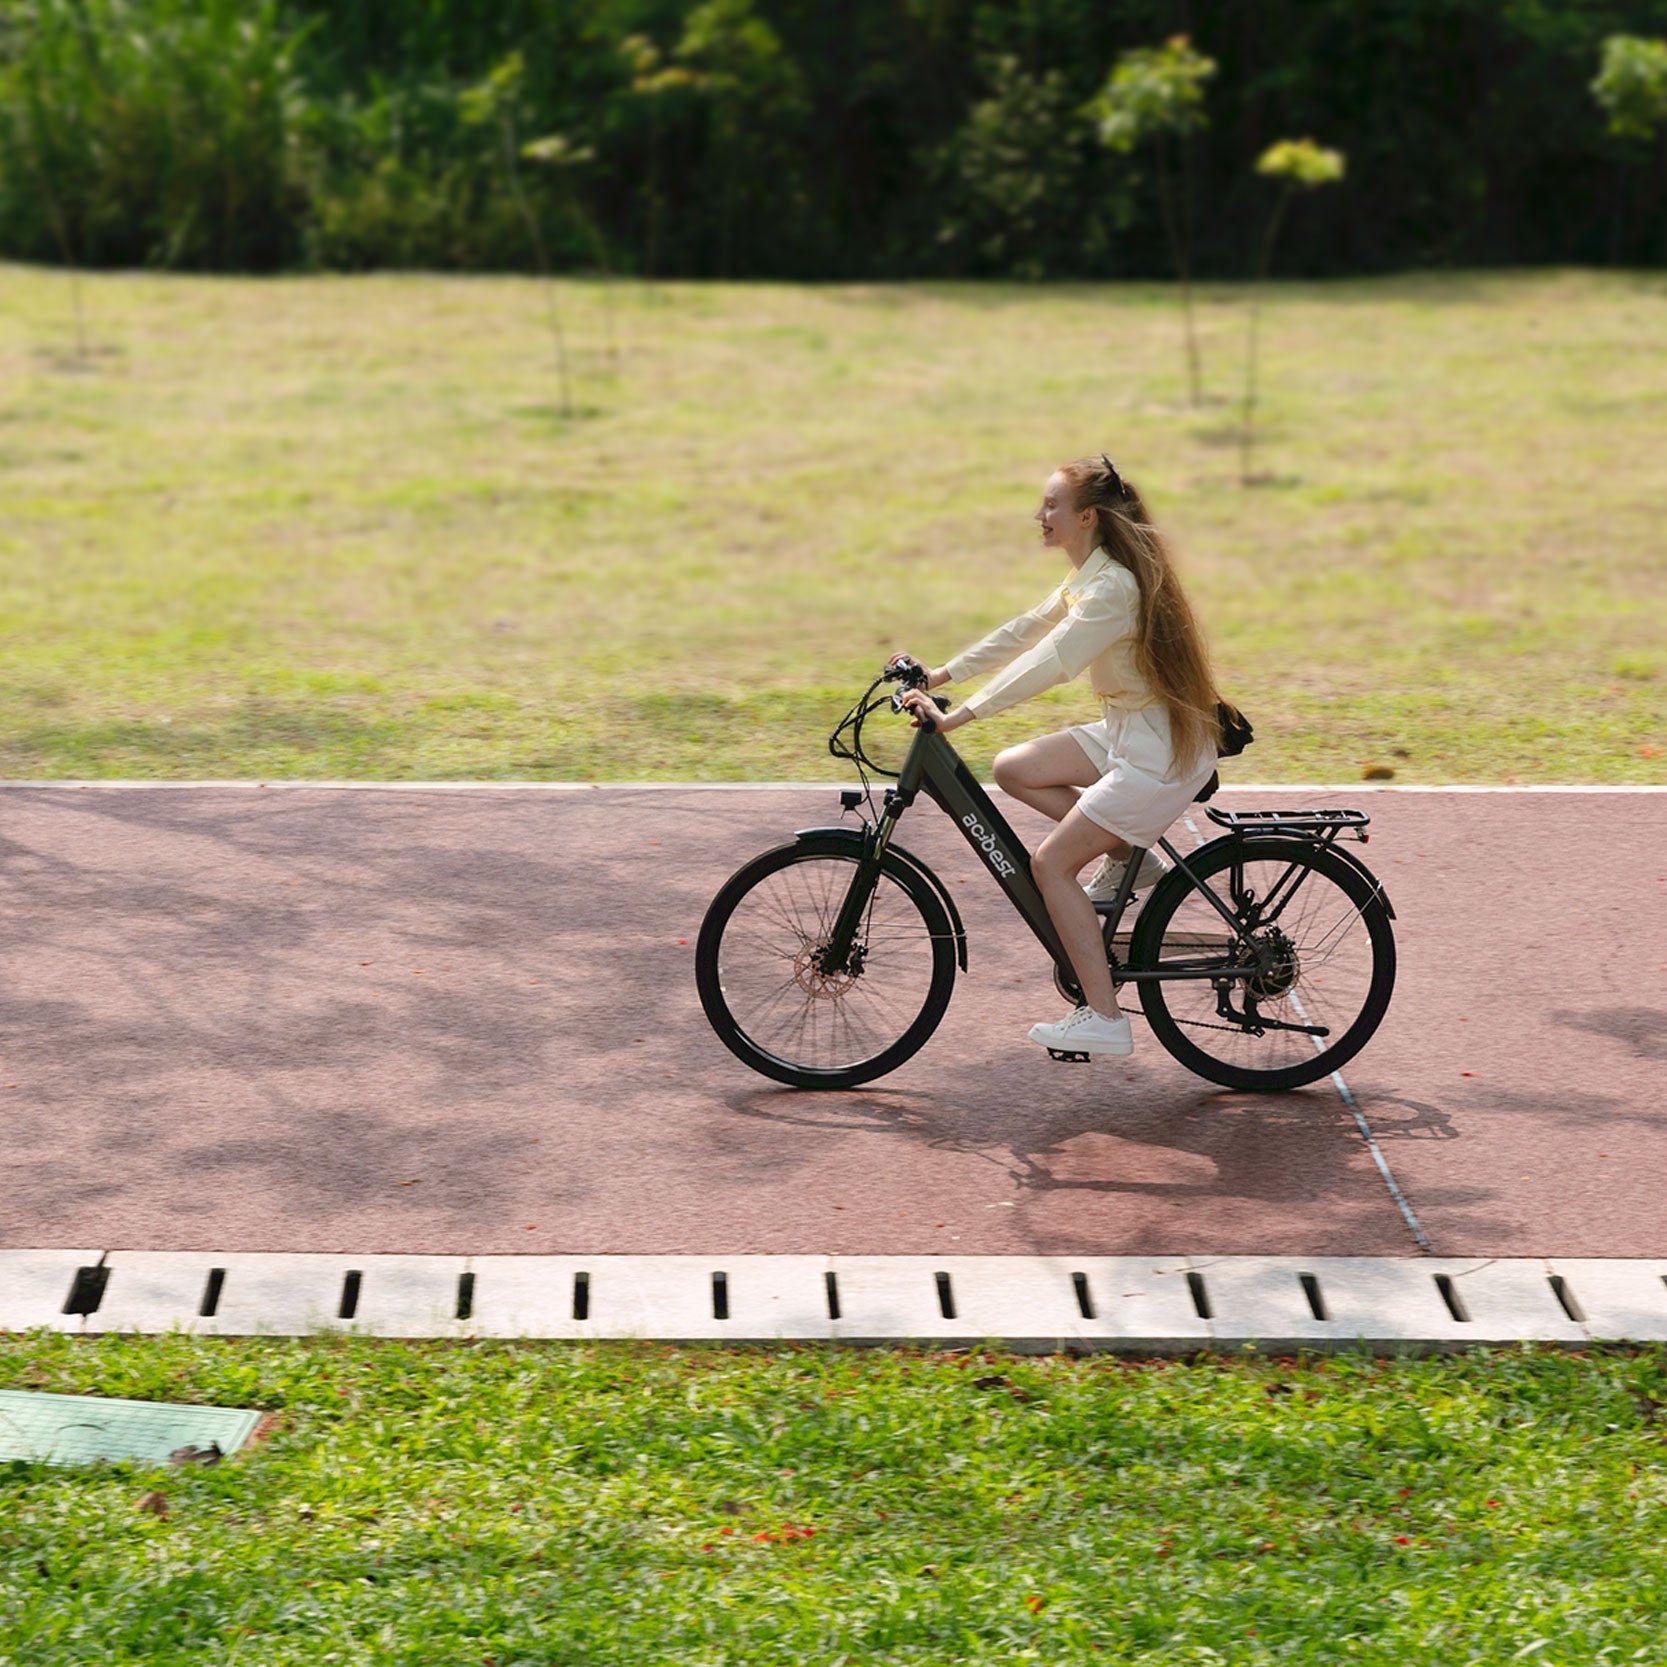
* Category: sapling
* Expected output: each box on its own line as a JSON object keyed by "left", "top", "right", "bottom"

{"left": 523, "top": 133, "right": 618, "bottom": 366}
{"left": 1239, "top": 138, "right": 1344, "bottom": 486}
{"left": 619, "top": 34, "right": 700, "bottom": 280}
{"left": 3, "top": 2, "right": 88, "bottom": 362}
{"left": 1592, "top": 34, "right": 1667, "bottom": 140}
{"left": 1089, "top": 36, "right": 1216, "bottom": 405}
{"left": 462, "top": 54, "right": 573, "bottom": 418}
{"left": 1592, "top": 35, "right": 1667, "bottom": 262}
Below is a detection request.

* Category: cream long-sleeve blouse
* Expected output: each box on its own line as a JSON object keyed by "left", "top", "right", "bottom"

{"left": 942, "top": 547, "right": 1157, "bottom": 720}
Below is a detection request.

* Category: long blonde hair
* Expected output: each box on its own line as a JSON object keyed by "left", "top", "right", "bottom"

{"left": 1061, "top": 455, "right": 1220, "bottom": 768}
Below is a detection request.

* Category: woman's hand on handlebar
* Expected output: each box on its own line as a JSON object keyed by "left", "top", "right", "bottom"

{"left": 898, "top": 688, "right": 972, "bottom": 733}
{"left": 885, "top": 652, "right": 950, "bottom": 691}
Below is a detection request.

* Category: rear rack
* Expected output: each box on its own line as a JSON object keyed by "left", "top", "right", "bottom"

{"left": 1205, "top": 807, "right": 1371, "bottom": 836}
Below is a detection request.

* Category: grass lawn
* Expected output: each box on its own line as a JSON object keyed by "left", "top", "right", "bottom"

{"left": 3, "top": 1336, "right": 1667, "bottom": 1665}
{"left": 0, "top": 265, "right": 1661, "bottom": 784}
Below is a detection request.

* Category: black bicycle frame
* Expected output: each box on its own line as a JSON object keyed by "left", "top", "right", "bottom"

{"left": 820, "top": 723, "right": 1269, "bottom": 992}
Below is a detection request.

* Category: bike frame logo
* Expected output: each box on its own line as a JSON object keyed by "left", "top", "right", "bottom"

{"left": 961, "top": 812, "right": 1017, "bottom": 879}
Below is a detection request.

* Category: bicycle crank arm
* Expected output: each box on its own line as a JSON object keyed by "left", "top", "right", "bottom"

{"left": 1247, "top": 1016, "right": 1329, "bottom": 1038}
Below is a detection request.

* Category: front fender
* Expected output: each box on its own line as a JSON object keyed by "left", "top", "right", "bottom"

{"left": 795, "top": 827, "right": 969, "bottom": 970}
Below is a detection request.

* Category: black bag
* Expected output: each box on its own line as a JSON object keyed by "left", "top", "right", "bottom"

{"left": 1194, "top": 700, "right": 1254, "bottom": 803}
{"left": 1216, "top": 700, "right": 1254, "bottom": 757}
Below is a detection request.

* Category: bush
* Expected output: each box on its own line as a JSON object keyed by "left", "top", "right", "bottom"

{"left": 1, "top": 0, "right": 1665, "bottom": 277}
{"left": 0, "top": 0, "right": 307, "bottom": 270}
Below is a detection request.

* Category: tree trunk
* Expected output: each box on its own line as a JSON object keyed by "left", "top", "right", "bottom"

{"left": 1155, "top": 137, "right": 1202, "bottom": 407}
{"left": 501, "top": 111, "right": 573, "bottom": 418}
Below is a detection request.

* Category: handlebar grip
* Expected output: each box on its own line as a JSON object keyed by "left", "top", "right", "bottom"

{"left": 885, "top": 654, "right": 929, "bottom": 689}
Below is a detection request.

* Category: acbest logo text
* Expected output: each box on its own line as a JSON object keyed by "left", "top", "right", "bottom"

{"left": 961, "top": 812, "right": 1017, "bottom": 879}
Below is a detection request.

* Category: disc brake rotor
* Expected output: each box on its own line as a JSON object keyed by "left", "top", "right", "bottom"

{"left": 797, "top": 944, "right": 861, "bottom": 996}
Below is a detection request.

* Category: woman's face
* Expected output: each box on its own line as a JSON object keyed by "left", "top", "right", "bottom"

{"left": 1033, "top": 471, "right": 1088, "bottom": 549}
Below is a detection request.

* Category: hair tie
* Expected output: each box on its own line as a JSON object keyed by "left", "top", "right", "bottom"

{"left": 1099, "top": 453, "right": 1126, "bottom": 499}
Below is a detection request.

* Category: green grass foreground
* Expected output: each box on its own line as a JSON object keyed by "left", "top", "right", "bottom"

{"left": 2, "top": 1338, "right": 1667, "bottom": 1664}
{"left": 0, "top": 266, "right": 1663, "bottom": 784}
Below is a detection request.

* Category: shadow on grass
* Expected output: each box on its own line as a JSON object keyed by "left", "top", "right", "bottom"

{"left": 3, "top": 704, "right": 410, "bottom": 777}
{"left": 886, "top": 274, "right": 1502, "bottom": 310}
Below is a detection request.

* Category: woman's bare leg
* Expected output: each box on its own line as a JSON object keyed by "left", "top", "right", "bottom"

{"left": 1032, "top": 807, "right": 1131, "bottom": 1017}
{"left": 992, "top": 732, "right": 1103, "bottom": 823}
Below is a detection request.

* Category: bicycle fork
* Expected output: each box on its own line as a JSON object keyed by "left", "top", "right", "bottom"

{"left": 815, "top": 797, "right": 905, "bottom": 977}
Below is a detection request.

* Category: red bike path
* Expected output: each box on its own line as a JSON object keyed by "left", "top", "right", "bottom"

{"left": 0, "top": 784, "right": 1661, "bottom": 1261}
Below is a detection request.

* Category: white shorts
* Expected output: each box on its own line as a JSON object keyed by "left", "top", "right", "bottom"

{"left": 1068, "top": 706, "right": 1217, "bottom": 850}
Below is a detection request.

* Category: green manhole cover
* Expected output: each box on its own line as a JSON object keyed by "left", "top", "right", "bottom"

{"left": 0, "top": 1390, "right": 263, "bottom": 1467}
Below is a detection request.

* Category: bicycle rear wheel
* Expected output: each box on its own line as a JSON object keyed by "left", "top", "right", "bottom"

{"left": 696, "top": 837, "right": 957, "bottom": 1090}
{"left": 1130, "top": 836, "right": 1395, "bottom": 1091}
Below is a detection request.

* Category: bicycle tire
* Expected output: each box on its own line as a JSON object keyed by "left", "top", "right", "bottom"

{"left": 696, "top": 837, "right": 958, "bottom": 1090}
{"left": 1130, "top": 836, "right": 1396, "bottom": 1091}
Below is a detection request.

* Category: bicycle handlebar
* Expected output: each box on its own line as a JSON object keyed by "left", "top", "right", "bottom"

{"left": 883, "top": 654, "right": 930, "bottom": 690}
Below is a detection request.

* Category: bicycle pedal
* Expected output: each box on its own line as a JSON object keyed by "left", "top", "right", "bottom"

{"left": 1046, "top": 1048, "right": 1093, "bottom": 1064}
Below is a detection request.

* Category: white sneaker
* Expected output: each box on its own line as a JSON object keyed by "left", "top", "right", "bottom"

{"left": 1027, "top": 1005, "right": 1134, "bottom": 1055}
{"left": 1083, "top": 849, "right": 1169, "bottom": 903}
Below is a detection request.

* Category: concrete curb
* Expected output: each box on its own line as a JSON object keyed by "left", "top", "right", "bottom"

{"left": 0, "top": 782, "right": 1661, "bottom": 793}
{"left": 8, "top": 1251, "right": 1666, "bottom": 1352}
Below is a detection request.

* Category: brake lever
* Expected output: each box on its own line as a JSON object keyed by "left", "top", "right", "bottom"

{"left": 890, "top": 690, "right": 950, "bottom": 725}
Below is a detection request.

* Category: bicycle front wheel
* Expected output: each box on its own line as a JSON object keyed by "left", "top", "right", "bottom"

{"left": 1130, "top": 836, "right": 1395, "bottom": 1091}
{"left": 696, "top": 838, "right": 957, "bottom": 1090}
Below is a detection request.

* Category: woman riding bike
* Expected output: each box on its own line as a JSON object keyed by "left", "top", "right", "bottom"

{"left": 896, "top": 453, "right": 1223, "bottom": 1059}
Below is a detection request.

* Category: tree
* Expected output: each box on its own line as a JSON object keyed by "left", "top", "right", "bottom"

{"left": 1239, "top": 138, "right": 1345, "bottom": 486}
{"left": 670, "top": 0, "right": 806, "bottom": 278}
{"left": 1089, "top": 35, "right": 1216, "bottom": 405}
{"left": 933, "top": 55, "right": 1117, "bottom": 280}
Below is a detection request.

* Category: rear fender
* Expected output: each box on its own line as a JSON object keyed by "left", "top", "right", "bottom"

{"left": 795, "top": 827, "right": 969, "bottom": 970}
